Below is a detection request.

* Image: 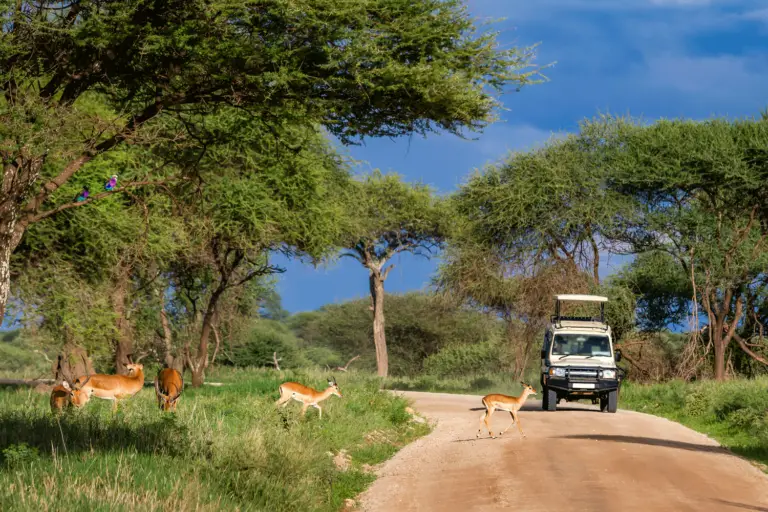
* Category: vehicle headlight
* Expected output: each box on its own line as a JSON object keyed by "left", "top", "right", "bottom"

{"left": 549, "top": 367, "right": 566, "bottom": 377}
{"left": 601, "top": 369, "right": 616, "bottom": 379}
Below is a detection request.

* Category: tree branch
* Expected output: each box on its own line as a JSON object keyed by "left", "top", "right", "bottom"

{"left": 733, "top": 332, "right": 768, "bottom": 366}
{"left": 20, "top": 178, "right": 185, "bottom": 226}
{"left": 334, "top": 355, "right": 360, "bottom": 372}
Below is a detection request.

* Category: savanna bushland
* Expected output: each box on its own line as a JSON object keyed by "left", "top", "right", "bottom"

{"left": 2, "top": 2, "right": 768, "bottom": 511}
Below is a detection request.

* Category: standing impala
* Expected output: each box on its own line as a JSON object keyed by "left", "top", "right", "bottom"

{"left": 50, "top": 355, "right": 93, "bottom": 414}
{"left": 154, "top": 366, "right": 183, "bottom": 412}
{"left": 73, "top": 355, "right": 145, "bottom": 412}
{"left": 477, "top": 382, "right": 537, "bottom": 439}
{"left": 275, "top": 376, "right": 342, "bottom": 418}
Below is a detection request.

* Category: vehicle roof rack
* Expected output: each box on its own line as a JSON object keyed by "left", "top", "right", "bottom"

{"left": 552, "top": 295, "right": 608, "bottom": 327}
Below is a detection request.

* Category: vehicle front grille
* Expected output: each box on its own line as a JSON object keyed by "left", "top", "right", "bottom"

{"left": 567, "top": 368, "right": 599, "bottom": 379}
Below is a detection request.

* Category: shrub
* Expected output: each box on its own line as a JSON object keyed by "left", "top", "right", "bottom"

{"left": 422, "top": 341, "right": 503, "bottom": 378}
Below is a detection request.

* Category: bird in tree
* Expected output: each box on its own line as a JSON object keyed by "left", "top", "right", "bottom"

{"left": 104, "top": 175, "right": 118, "bottom": 191}
{"left": 75, "top": 187, "right": 89, "bottom": 202}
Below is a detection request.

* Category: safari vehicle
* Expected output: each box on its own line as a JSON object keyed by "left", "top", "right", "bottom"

{"left": 540, "top": 294, "right": 622, "bottom": 413}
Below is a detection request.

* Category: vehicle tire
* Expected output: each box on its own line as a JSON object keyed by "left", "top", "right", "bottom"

{"left": 601, "top": 390, "right": 618, "bottom": 413}
{"left": 545, "top": 387, "right": 557, "bottom": 411}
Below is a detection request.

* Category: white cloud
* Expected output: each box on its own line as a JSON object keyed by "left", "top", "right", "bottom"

{"left": 640, "top": 53, "right": 768, "bottom": 102}
{"left": 474, "top": 123, "right": 566, "bottom": 159}
{"left": 743, "top": 8, "right": 768, "bottom": 23}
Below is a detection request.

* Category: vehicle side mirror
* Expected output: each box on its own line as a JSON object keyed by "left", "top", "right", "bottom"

{"left": 615, "top": 349, "right": 622, "bottom": 362}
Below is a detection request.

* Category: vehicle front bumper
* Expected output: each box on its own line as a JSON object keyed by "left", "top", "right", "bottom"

{"left": 542, "top": 375, "right": 620, "bottom": 393}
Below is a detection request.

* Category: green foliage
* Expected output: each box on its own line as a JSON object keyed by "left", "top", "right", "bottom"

{"left": 0, "top": 368, "right": 430, "bottom": 511}
{"left": 227, "top": 319, "right": 308, "bottom": 369}
{"left": 451, "top": 136, "right": 634, "bottom": 278}
{"left": 290, "top": 292, "right": 503, "bottom": 376}
{"left": 338, "top": 171, "right": 448, "bottom": 264}
{"left": 422, "top": 341, "right": 504, "bottom": 378}
{"left": 613, "top": 251, "right": 692, "bottom": 331}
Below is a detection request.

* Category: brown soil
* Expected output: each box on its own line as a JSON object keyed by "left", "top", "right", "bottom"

{"left": 359, "top": 391, "right": 768, "bottom": 512}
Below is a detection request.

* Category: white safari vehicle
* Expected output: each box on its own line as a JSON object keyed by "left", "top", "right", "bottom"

{"left": 540, "top": 294, "right": 623, "bottom": 413}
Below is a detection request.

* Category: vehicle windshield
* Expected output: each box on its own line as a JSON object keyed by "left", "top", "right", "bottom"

{"left": 551, "top": 334, "right": 611, "bottom": 357}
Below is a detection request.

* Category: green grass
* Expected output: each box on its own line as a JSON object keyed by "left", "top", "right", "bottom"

{"left": 620, "top": 377, "right": 768, "bottom": 471}
{"left": 0, "top": 367, "right": 430, "bottom": 511}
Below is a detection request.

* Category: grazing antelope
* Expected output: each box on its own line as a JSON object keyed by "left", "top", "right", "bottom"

{"left": 275, "top": 376, "right": 342, "bottom": 419}
{"left": 477, "top": 382, "right": 537, "bottom": 439}
{"left": 73, "top": 354, "right": 145, "bottom": 412}
{"left": 50, "top": 355, "right": 93, "bottom": 414}
{"left": 154, "top": 366, "right": 183, "bottom": 412}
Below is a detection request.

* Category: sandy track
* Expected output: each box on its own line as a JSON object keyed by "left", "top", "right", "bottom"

{"left": 359, "top": 391, "right": 768, "bottom": 512}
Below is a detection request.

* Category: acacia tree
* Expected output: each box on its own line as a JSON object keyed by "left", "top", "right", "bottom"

{"left": 0, "top": 0, "right": 542, "bottom": 323}
{"left": 586, "top": 115, "right": 768, "bottom": 380}
{"left": 339, "top": 172, "right": 445, "bottom": 377}
{"left": 452, "top": 137, "right": 632, "bottom": 285}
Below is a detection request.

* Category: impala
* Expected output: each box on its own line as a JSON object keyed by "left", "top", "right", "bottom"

{"left": 275, "top": 376, "right": 342, "bottom": 418}
{"left": 154, "top": 366, "right": 183, "bottom": 412}
{"left": 50, "top": 355, "right": 93, "bottom": 414}
{"left": 477, "top": 382, "right": 537, "bottom": 439}
{"left": 74, "top": 355, "right": 145, "bottom": 412}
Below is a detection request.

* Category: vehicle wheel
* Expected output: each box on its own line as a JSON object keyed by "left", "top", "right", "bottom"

{"left": 601, "top": 390, "right": 618, "bottom": 413}
{"left": 545, "top": 387, "right": 557, "bottom": 411}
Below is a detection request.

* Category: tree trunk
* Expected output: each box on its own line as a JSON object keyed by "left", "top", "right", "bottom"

{"left": 0, "top": 234, "right": 12, "bottom": 324}
{"left": 112, "top": 265, "right": 133, "bottom": 375}
{"left": 369, "top": 267, "right": 388, "bottom": 377}
{"left": 713, "top": 330, "right": 726, "bottom": 381}
{"left": 188, "top": 286, "right": 225, "bottom": 387}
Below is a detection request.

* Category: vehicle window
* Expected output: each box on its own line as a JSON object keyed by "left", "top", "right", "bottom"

{"left": 551, "top": 334, "right": 611, "bottom": 357}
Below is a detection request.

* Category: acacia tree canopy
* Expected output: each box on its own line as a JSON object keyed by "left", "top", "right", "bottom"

{"left": 0, "top": 0, "right": 543, "bottom": 322}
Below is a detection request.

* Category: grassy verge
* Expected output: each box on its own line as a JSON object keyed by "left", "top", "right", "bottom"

{"left": 0, "top": 368, "right": 429, "bottom": 511}
{"left": 620, "top": 377, "right": 768, "bottom": 470}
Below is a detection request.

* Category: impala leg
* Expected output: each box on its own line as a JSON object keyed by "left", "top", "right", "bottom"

{"left": 484, "top": 407, "right": 496, "bottom": 438}
{"left": 111, "top": 399, "right": 118, "bottom": 413}
{"left": 512, "top": 410, "right": 525, "bottom": 438}
{"left": 300, "top": 403, "right": 308, "bottom": 417}
{"left": 477, "top": 409, "right": 488, "bottom": 438}
{"left": 500, "top": 411, "right": 516, "bottom": 436}
{"left": 312, "top": 403, "right": 322, "bottom": 419}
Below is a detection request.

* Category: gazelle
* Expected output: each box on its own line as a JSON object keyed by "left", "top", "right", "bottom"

{"left": 477, "top": 382, "right": 537, "bottom": 439}
{"left": 50, "top": 355, "right": 93, "bottom": 414}
{"left": 74, "top": 354, "right": 145, "bottom": 412}
{"left": 154, "top": 366, "right": 183, "bottom": 412}
{"left": 275, "top": 376, "right": 342, "bottom": 419}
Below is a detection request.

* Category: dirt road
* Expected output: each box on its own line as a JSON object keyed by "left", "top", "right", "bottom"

{"left": 359, "top": 391, "right": 768, "bottom": 512}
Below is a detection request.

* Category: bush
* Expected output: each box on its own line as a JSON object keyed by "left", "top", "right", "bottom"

{"left": 422, "top": 342, "right": 503, "bottom": 378}
{"left": 227, "top": 320, "right": 309, "bottom": 369}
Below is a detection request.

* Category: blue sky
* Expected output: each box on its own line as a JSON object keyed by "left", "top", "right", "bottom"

{"left": 274, "top": 0, "right": 768, "bottom": 314}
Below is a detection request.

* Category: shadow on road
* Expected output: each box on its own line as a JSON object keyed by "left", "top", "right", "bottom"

{"left": 709, "top": 499, "right": 768, "bottom": 511}
{"left": 468, "top": 403, "right": 602, "bottom": 413}
{"left": 556, "top": 434, "right": 730, "bottom": 455}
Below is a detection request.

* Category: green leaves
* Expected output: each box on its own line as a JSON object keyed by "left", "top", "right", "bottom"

{"left": 339, "top": 171, "right": 447, "bottom": 266}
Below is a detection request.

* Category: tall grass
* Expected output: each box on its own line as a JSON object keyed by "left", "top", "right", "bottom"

{"left": 0, "top": 368, "right": 429, "bottom": 511}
